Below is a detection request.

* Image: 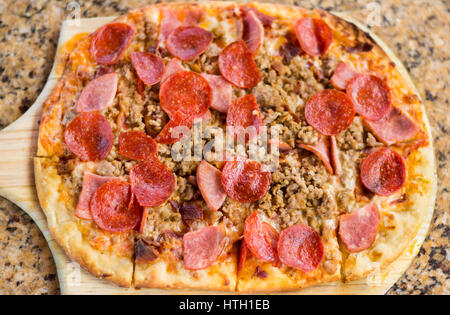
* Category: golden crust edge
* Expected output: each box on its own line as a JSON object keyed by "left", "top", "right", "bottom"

{"left": 34, "top": 157, "right": 134, "bottom": 288}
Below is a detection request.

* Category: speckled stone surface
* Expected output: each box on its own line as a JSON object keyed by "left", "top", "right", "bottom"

{"left": 0, "top": 0, "right": 448, "bottom": 295}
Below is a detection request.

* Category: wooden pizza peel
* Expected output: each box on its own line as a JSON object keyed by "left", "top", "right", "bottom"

{"left": 0, "top": 14, "right": 436, "bottom": 295}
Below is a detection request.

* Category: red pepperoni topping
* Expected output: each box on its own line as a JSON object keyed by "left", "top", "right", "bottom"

{"left": 244, "top": 211, "right": 279, "bottom": 263}
{"left": 64, "top": 112, "right": 113, "bottom": 161}
{"left": 277, "top": 224, "right": 324, "bottom": 272}
{"left": 347, "top": 74, "right": 391, "bottom": 120}
{"left": 196, "top": 161, "right": 226, "bottom": 211}
{"left": 118, "top": 130, "right": 158, "bottom": 161}
{"left": 226, "top": 94, "right": 262, "bottom": 143}
{"left": 130, "top": 52, "right": 165, "bottom": 86}
{"left": 155, "top": 111, "right": 193, "bottom": 144}
{"left": 75, "top": 73, "right": 118, "bottom": 113}
{"left": 295, "top": 18, "right": 333, "bottom": 57}
{"left": 75, "top": 172, "right": 115, "bottom": 220}
{"left": 90, "top": 22, "right": 135, "bottom": 65}
{"left": 305, "top": 89, "right": 355, "bottom": 136}
{"left": 360, "top": 147, "right": 406, "bottom": 196}
{"left": 159, "top": 71, "right": 211, "bottom": 119}
{"left": 338, "top": 203, "right": 380, "bottom": 253}
{"left": 330, "top": 61, "right": 358, "bottom": 90}
{"left": 218, "top": 40, "right": 262, "bottom": 88}
{"left": 129, "top": 159, "right": 175, "bottom": 207}
{"left": 90, "top": 180, "right": 141, "bottom": 233}
{"left": 183, "top": 226, "right": 226, "bottom": 270}
{"left": 166, "top": 26, "right": 213, "bottom": 61}
{"left": 242, "top": 10, "right": 264, "bottom": 55}
{"left": 221, "top": 156, "right": 271, "bottom": 203}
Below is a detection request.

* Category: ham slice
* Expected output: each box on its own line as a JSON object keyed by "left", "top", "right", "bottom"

{"left": 363, "top": 107, "right": 419, "bottom": 145}
{"left": 75, "top": 73, "right": 118, "bottom": 112}
{"left": 200, "top": 74, "right": 232, "bottom": 113}
{"left": 158, "top": 8, "right": 203, "bottom": 47}
{"left": 338, "top": 203, "right": 380, "bottom": 252}
{"left": 330, "top": 136, "right": 342, "bottom": 175}
{"left": 75, "top": 172, "right": 115, "bottom": 220}
{"left": 196, "top": 160, "right": 226, "bottom": 211}
{"left": 330, "top": 61, "right": 358, "bottom": 90}
{"left": 160, "top": 58, "right": 185, "bottom": 83}
{"left": 299, "top": 135, "right": 333, "bottom": 174}
{"left": 183, "top": 226, "right": 226, "bottom": 270}
{"left": 242, "top": 10, "right": 264, "bottom": 55}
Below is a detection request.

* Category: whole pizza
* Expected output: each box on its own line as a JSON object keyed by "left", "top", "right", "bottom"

{"left": 34, "top": 1, "right": 435, "bottom": 292}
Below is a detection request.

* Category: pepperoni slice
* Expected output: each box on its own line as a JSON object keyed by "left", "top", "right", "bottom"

{"left": 155, "top": 111, "right": 193, "bottom": 144}
{"left": 75, "top": 172, "right": 115, "bottom": 220}
{"left": 218, "top": 40, "right": 262, "bottom": 88}
{"left": 90, "top": 180, "right": 141, "bottom": 233}
{"left": 295, "top": 18, "right": 333, "bottom": 57}
{"left": 305, "top": 89, "right": 355, "bottom": 136}
{"left": 244, "top": 211, "right": 278, "bottom": 263}
{"left": 277, "top": 224, "right": 324, "bottom": 272}
{"left": 347, "top": 74, "right": 391, "bottom": 120}
{"left": 119, "top": 130, "right": 158, "bottom": 161}
{"left": 159, "top": 71, "right": 211, "bottom": 119}
{"left": 130, "top": 52, "right": 165, "bottom": 86}
{"left": 64, "top": 112, "right": 113, "bottom": 161}
{"left": 196, "top": 161, "right": 226, "bottom": 211}
{"left": 183, "top": 226, "right": 226, "bottom": 270}
{"left": 221, "top": 156, "right": 271, "bottom": 203}
{"left": 200, "top": 74, "right": 232, "bottom": 113}
{"left": 75, "top": 73, "right": 118, "bottom": 113}
{"left": 242, "top": 10, "right": 264, "bottom": 55}
{"left": 226, "top": 94, "right": 262, "bottom": 143}
{"left": 90, "top": 22, "right": 135, "bottom": 65}
{"left": 129, "top": 159, "right": 175, "bottom": 207}
{"left": 360, "top": 147, "right": 406, "bottom": 196}
{"left": 330, "top": 61, "right": 358, "bottom": 90}
{"left": 338, "top": 203, "right": 380, "bottom": 253}
{"left": 166, "top": 26, "right": 213, "bottom": 61}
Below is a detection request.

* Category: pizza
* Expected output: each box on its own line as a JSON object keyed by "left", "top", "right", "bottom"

{"left": 34, "top": 1, "right": 435, "bottom": 292}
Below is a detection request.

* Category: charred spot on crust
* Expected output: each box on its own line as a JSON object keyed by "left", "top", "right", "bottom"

{"left": 134, "top": 238, "right": 159, "bottom": 264}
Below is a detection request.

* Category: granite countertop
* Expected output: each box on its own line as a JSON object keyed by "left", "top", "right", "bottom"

{"left": 0, "top": 0, "right": 448, "bottom": 295}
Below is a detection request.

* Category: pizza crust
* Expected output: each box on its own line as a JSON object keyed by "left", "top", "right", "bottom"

{"left": 34, "top": 1, "right": 436, "bottom": 292}
{"left": 34, "top": 157, "right": 134, "bottom": 287}
{"left": 134, "top": 246, "right": 237, "bottom": 291}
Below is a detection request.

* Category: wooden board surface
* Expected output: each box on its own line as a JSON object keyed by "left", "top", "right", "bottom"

{"left": 0, "top": 14, "right": 436, "bottom": 295}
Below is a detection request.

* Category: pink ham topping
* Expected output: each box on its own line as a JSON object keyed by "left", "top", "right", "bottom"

{"left": 299, "top": 135, "right": 333, "bottom": 174}
{"left": 338, "top": 203, "right": 380, "bottom": 252}
{"left": 196, "top": 160, "right": 226, "bottom": 211}
{"left": 160, "top": 58, "right": 185, "bottom": 83}
{"left": 242, "top": 9, "right": 264, "bottom": 55}
{"left": 330, "top": 61, "right": 358, "bottom": 90}
{"left": 75, "top": 73, "right": 118, "bottom": 113}
{"left": 363, "top": 107, "right": 419, "bottom": 145}
{"left": 183, "top": 226, "right": 226, "bottom": 270}
{"left": 75, "top": 172, "right": 115, "bottom": 220}
{"left": 200, "top": 74, "right": 233, "bottom": 113}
